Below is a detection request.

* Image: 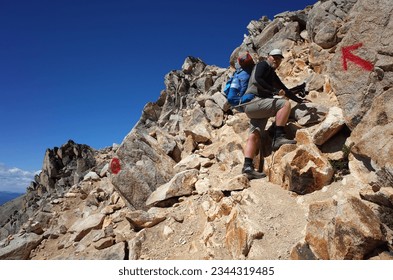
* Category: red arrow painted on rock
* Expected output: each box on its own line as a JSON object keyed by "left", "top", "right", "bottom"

{"left": 342, "top": 43, "right": 374, "bottom": 71}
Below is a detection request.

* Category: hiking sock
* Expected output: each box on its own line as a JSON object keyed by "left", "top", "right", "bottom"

{"left": 244, "top": 157, "right": 253, "bottom": 167}
{"left": 242, "top": 157, "right": 266, "bottom": 179}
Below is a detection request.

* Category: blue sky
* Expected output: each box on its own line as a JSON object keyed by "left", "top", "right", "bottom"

{"left": 0, "top": 0, "right": 316, "bottom": 193}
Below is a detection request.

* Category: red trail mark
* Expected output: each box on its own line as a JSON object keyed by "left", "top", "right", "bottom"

{"left": 342, "top": 43, "right": 374, "bottom": 71}
{"left": 110, "top": 158, "right": 121, "bottom": 174}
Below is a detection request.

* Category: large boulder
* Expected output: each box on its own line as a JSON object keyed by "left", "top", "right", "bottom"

{"left": 111, "top": 130, "right": 176, "bottom": 210}
{"left": 305, "top": 196, "right": 385, "bottom": 259}
{"left": 268, "top": 130, "right": 334, "bottom": 194}
{"left": 0, "top": 233, "right": 43, "bottom": 260}
{"left": 328, "top": 0, "right": 393, "bottom": 171}
{"left": 350, "top": 89, "right": 393, "bottom": 168}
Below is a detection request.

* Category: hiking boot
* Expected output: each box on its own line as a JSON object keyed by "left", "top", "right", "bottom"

{"left": 267, "top": 123, "right": 276, "bottom": 138}
{"left": 272, "top": 135, "right": 297, "bottom": 151}
{"left": 242, "top": 165, "right": 266, "bottom": 180}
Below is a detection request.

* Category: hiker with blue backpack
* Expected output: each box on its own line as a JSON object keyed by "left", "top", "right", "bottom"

{"left": 225, "top": 49, "right": 307, "bottom": 180}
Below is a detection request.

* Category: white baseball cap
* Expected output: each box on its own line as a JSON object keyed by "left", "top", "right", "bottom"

{"left": 269, "top": 49, "right": 284, "bottom": 58}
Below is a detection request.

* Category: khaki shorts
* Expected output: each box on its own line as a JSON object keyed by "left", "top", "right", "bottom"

{"left": 244, "top": 97, "right": 286, "bottom": 134}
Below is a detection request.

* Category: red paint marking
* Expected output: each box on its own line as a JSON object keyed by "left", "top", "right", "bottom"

{"left": 342, "top": 43, "right": 374, "bottom": 71}
{"left": 110, "top": 158, "right": 121, "bottom": 174}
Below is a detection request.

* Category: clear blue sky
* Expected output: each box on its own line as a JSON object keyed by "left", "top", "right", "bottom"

{"left": 0, "top": 0, "right": 316, "bottom": 193}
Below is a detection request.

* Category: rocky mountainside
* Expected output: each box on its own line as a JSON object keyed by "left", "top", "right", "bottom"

{"left": 1, "top": 0, "right": 393, "bottom": 260}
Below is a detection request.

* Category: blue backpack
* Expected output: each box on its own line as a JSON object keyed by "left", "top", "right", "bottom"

{"left": 223, "top": 68, "right": 255, "bottom": 107}
{"left": 223, "top": 52, "right": 255, "bottom": 107}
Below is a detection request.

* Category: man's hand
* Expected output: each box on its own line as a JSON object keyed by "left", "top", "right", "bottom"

{"left": 273, "top": 88, "right": 285, "bottom": 96}
{"left": 284, "top": 89, "right": 303, "bottom": 103}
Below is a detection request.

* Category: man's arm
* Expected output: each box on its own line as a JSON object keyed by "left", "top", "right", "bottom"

{"left": 272, "top": 69, "right": 304, "bottom": 103}
{"left": 272, "top": 72, "right": 288, "bottom": 91}
{"left": 284, "top": 89, "right": 304, "bottom": 103}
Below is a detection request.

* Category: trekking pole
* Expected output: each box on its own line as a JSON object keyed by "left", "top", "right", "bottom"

{"left": 231, "top": 97, "right": 261, "bottom": 110}
{"left": 258, "top": 132, "right": 265, "bottom": 173}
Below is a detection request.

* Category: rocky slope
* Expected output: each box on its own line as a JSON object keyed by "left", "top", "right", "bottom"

{"left": 1, "top": 0, "right": 393, "bottom": 260}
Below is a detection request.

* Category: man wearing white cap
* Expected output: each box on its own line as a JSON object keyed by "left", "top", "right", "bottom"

{"left": 241, "top": 48, "right": 305, "bottom": 179}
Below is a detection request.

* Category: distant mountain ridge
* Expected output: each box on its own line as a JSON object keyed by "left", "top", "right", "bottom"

{"left": 0, "top": 192, "right": 23, "bottom": 206}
